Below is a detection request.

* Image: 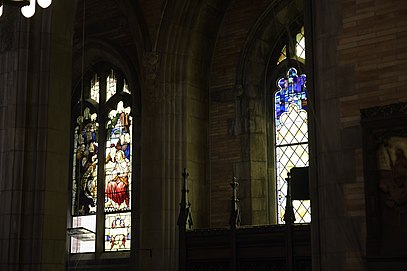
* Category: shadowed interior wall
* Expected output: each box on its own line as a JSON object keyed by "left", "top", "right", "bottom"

{"left": 0, "top": 0, "right": 407, "bottom": 271}
{"left": 0, "top": 1, "right": 75, "bottom": 270}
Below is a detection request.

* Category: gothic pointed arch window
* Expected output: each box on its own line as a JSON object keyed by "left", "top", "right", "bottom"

{"left": 271, "top": 26, "right": 311, "bottom": 224}
{"left": 69, "top": 63, "right": 134, "bottom": 253}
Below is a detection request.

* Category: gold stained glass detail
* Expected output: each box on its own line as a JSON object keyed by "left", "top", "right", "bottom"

{"left": 277, "top": 46, "right": 287, "bottom": 65}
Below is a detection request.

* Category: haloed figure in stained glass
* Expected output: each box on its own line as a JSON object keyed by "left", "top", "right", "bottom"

{"left": 105, "top": 140, "right": 130, "bottom": 209}
{"left": 105, "top": 103, "right": 132, "bottom": 212}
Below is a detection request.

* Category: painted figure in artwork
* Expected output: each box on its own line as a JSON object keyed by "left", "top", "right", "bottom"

{"left": 377, "top": 137, "right": 407, "bottom": 208}
{"left": 107, "top": 217, "right": 128, "bottom": 250}
{"left": 75, "top": 118, "right": 98, "bottom": 215}
{"left": 105, "top": 139, "right": 130, "bottom": 209}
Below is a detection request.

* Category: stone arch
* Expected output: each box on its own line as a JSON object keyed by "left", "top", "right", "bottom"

{"left": 234, "top": 0, "right": 304, "bottom": 225}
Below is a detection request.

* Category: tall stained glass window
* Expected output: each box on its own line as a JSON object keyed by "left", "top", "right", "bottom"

{"left": 274, "top": 68, "right": 310, "bottom": 224}
{"left": 69, "top": 65, "right": 133, "bottom": 253}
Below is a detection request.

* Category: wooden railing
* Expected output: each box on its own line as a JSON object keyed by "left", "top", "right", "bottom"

{"left": 183, "top": 225, "right": 311, "bottom": 271}
{"left": 178, "top": 169, "right": 312, "bottom": 271}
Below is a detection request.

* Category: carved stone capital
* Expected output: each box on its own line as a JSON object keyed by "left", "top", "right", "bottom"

{"left": 143, "top": 51, "right": 159, "bottom": 80}
{"left": 142, "top": 51, "right": 161, "bottom": 104}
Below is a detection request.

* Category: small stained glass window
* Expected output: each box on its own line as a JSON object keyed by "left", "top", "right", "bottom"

{"left": 123, "top": 79, "right": 131, "bottom": 94}
{"left": 90, "top": 74, "right": 100, "bottom": 103}
{"left": 105, "top": 213, "right": 131, "bottom": 251}
{"left": 277, "top": 27, "right": 305, "bottom": 64}
{"left": 106, "top": 70, "right": 117, "bottom": 101}
{"left": 274, "top": 67, "right": 310, "bottom": 224}
{"left": 295, "top": 26, "right": 305, "bottom": 60}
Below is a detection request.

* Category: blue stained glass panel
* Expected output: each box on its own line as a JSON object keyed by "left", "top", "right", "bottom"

{"left": 274, "top": 68, "right": 307, "bottom": 128}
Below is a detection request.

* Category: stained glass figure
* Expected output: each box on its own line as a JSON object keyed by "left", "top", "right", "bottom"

{"left": 106, "top": 70, "right": 117, "bottom": 101}
{"left": 90, "top": 74, "right": 100, "bottom": 103}
{"left": 274, "top": 68, "right": 311, "bottom": 224}
{"left": 105, "top": 213, "right": 131, "bottom": 251}
{"left": 104, "top": 101, "right": 132, "bottom": 213}
{"left": 72, "top": 107, "right": 99, "bottom": 216}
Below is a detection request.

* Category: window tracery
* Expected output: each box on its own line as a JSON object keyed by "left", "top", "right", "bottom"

{"left": 69, "top": 64, "right": 133, "bottom": 253}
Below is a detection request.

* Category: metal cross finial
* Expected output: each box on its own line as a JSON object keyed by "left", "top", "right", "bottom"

{"left": 178, "top": 168, "right": 193, "bottom": 230}
{"left": 284, "top": 172, "right": 295, "bottom": 224}
{"left": 229, "top": 177, "right": 241, "bottom": 229}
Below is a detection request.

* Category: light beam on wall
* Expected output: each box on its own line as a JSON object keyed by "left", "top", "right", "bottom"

{"left": 0, "top": 0, "right": 52, "bottom": 18}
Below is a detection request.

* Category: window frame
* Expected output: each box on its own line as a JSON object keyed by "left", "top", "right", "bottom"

{"left": 68, "top": 62, "right": 138, "bottom": 258}
{"left": 266, "top": 25, "right": 310, "bottom": 224}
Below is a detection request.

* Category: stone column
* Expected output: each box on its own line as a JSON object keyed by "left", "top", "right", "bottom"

{"left": 0, "top": 2, "right": 75, "bottom": 270}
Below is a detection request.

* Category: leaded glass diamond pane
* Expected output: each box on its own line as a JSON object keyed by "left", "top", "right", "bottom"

{"left": 296, "top": 26, "right": 306, "bottom": 60}
{"left": 274, "top": 67, "right": 310, "bottom": 224}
